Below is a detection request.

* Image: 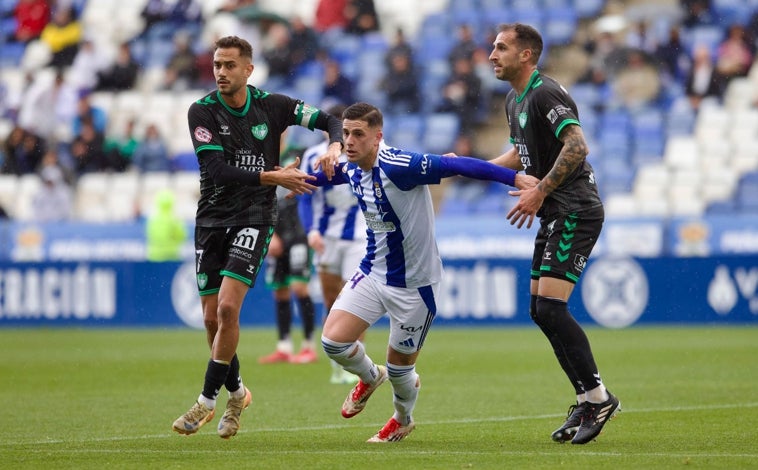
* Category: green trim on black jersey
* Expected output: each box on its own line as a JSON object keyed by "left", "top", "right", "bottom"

{"left": 217, "top": 88, "right": 251, "bottom": 116}
{"left": 220, "top": 269, "right": 253, "bottom": 286}
{"left": 199, "top": 287, "right": 220, "bottom": 296}
{"left": 195, "top": 144, "right": 223, "bottom": 154}
{"left": 554, "top": 119, "right": 580, "bottom": 138}
{"left": 515, "top": 70, "right": 543, "bottom": 103}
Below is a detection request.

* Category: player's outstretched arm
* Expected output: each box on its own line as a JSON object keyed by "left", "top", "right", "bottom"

{"left": 261, "top": 157, "right": 317, "bottom": 195}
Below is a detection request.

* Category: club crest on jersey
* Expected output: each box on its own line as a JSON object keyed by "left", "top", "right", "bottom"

{"left": 373, "top": 182, "right": 382, "bottom": 199}
{"left": 194, "top": 126, "right": 212, "bottom": 143}
{"left": 251, "top": 123, "right": 268, "bottom": 140}
{"left": 197, "top": 273, "right": 208, "bottom": 289}
{"left": 519, "top": 112, "right": 528, "bottom": 128}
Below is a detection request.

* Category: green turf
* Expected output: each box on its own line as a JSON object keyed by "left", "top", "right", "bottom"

{"left": 1, "top": 326, "right": 756, "bottom": 469}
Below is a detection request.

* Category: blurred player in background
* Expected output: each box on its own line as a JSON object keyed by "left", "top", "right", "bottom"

{"left": 259, "top": 147, "right": 318, "bottom": 365}
{"left": 488, "top": 23, "right": 620, "bottom": 445}
{"left": 173, "top": 35, "right": 343, "bottom": 439}
{"left": 299, "top": 103, "right": 367, "bottom": 384}
{"left": 312, "top": 102, "right": 537, "bottom": 442}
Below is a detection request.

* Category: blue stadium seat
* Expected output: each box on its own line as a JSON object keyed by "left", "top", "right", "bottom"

{"left": 544, "top": 8, "right": 577, "bottom": 45}
{"left": 422, "top": 113, "right": 460, "bottom": 154}
{"left": 0, "top": 41, "right": 24, "bottom": 67}
{"left": 574, "top": 0, "right": 605, "bottom": 18}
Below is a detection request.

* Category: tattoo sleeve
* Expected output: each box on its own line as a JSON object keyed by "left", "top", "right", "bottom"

{"left": 537, "top": 125, "right": 588, "bottom": 195}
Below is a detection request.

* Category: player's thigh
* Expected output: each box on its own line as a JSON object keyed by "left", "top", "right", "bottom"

{"left": 329, "top": 270, "right": 387, "bottom": 329}
{"left": 384, "top": 283, "right": 440, "bottom": 356}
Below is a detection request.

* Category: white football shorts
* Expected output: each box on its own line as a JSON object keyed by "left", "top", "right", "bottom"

{"left": 315, "top": 237, "right": 365, "bottom": 279}
{"left": 332, "top": 270, "right": 439, "bottom": 354}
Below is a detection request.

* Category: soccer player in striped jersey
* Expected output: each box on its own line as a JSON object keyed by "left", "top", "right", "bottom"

{"left": 299, "top": 104, "right": 367, "bottom": 384}
{"left": 313, "top": 102, "right": 538, "bottom": 442}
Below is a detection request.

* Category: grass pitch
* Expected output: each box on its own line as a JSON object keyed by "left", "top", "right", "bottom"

{"left": 1, "top": 326, "right": 756, "bottom": 469}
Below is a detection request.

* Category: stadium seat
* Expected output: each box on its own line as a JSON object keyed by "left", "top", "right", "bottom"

{"left": 0, "top": 174, "right": 18, "bottom": 218}
{"left": 76, "top": 173, "right": 111, "bottom": 222}
{"left": 106, "top": 172, "right": 140, "bottom": 222}
{"left": 422, "top": 113, "right": 460, "bottom": 155}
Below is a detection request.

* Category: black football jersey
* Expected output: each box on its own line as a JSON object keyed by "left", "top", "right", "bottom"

{"left": 505, "top": 71, "right": 602, "bottom": 217}
{"left": 187, "top": 85, "right": 322, "bottom": 227}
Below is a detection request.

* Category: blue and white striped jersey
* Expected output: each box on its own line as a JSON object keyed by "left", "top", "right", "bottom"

{"left": 299, "top": 140, "right": 367, "bottom": 242}
{"left": 331, "top": 142, "right": 445, "bottom": 289}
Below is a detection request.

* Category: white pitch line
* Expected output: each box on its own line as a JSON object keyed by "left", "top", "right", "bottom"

{"left": 3, "top": 402, "right": 757, "bottom": 448}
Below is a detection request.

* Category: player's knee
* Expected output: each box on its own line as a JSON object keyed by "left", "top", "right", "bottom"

{"left": 533, "top": 295, "right": 568, "bottom": 330}
{"left": 321, "top": 335, "right": 360, "bottom": 362}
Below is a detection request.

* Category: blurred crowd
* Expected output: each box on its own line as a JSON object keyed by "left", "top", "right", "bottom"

{"left": 1, "top": 0, "right": 758, "bottom": 223}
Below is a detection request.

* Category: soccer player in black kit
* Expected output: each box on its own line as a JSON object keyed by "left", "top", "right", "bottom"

{"left": 489, "top": 23, "right": 620, "bottom": 444}
{"left": 172, "top": 35, "right": 343, "bottom": 439}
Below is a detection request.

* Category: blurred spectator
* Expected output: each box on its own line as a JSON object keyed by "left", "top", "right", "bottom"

{"left": 681, "top": 0, "right": 714, "bottom": 28}
{"left": 70, "top": 120, "right": 108, "bottom": 174}
{"left": 68, "top": 37, "right": 110, "bottom": 92}
{"left": 344, "top": 0, "right": 379, "bottom": 35}
{"left": 141, "top": 0, "right": 173, "bottom": 31}
{"left": 72, "top": 91, "right": 107, "bottom": 136}
{"left": 686, "top": 44, "right": 725, "bottom": 109}
{"left": 436, "top": 56, "right": 483, "bottom": 131}
{"left": 314, "top": 0, "right": 348, "bottom": 32}
{"left": 193, "top": 40, "right": 217, "bottom": 90}
{"left": 95, "top": 42, "right": 140, "bottom": 92}
{"left": 104, "top": 119, "right": 139, "bottom": 171}
{"left": 39, "top": 6, "right": 82, "bottom": 67}
{"left": 381, "top": 51, "right": 420, "bottom": 114}
{"left": 18, "top": 69, "right": 77, "bottom": 141}
{"left": 1, "top": 125, "right": 46, "bottom": 175}
{"left": 140, "top": 0, "right": 202, "bottom": 33}
{"left": 580, "top": 31, "right": 625, "bottom": 85}
{"left": 715, "top": 24, "right": 753, "bottom": 83}
{"left": 612, "top": 49, "right": 662, "bottom": 110}
{"left": 31, "top": 163, "right": 73, "bottom": 222}
{"left": 262, "top": 22, "right": 295, "bottom": 85}
{"left": 289, "top": 15, "right": 319, "bottom": 69}
{"left": 132, "top": 123, "right": 170, "bottom": 172}
{"left": 162, "top": 32, "right": 198, "bottom": 91}
{"left": 625, "top": 20, "right": 656, "bottom": 54}
{"left": 145, "top": 189, "right": 187, "bottom": 261}
{"left": 448, "top": 24, "right": 480, "bottom": 66}
{"left": 7, "top": 0, "right": 50, "bottom": 43}
{"left": 654, "top": 26, "right": 691, "bottom": 83}
{"left": 385, "top": 27, "right": 414, "bottom": 67}
{"left": 322, "top": 58, "right": 354, "bottom": 105}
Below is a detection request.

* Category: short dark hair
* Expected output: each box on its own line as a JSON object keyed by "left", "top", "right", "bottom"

{"left": 214, "top": 36, "right": 253, "bottom": 61}
{"left": 342, "top": 102, "right": 383, "bottom": 128}
{"left": 496, "top": 23, "right": 543, "bottom": 64}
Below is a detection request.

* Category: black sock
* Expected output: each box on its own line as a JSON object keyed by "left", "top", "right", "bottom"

{"left": 276, "top": 299, "right": 291, "bottom": 340}
{"left": 535, "top": 296, "right": 600, "bottom": 393}
{"left": 224, "top": 354, "right": 241, "bottom": 393}
{"left": 202, "top": 359, "right": 230, "bottom": 402}
{"left": 297, "top": 295, "right": 315, "bottom": 342}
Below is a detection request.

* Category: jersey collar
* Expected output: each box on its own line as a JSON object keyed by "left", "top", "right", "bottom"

{"left": 216, "top": 86, "right": 251, "bottom": 116}
{"left": 515, "top": 70, "right": 542, "bottom": 103}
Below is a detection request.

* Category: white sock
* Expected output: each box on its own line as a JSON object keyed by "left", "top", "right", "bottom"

{"left": 277, "top": 338, "right": 293, "bottom": 354}
{"left": 322, "top": 337, "right": 376, "bottom": 383}
{"left": 576, "top": 393, "right": 586, "bottom": 405}
{"left": 585, "top": 384, "right": 609, "bottom": 403}
{"left": 300, "top": 339, "right": 315, "bottom": 351}
{"left": 388, "top": 363, "right": 419, "bottom": 426}
{"left": 230, "top": 383, "right": 246, "bottom": 399}
{"left": 197, "top": 393, "right": 215, "bottom": 410}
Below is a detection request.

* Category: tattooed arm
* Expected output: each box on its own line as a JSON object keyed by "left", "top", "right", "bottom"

{"left": 535, "top": 124, "right": 589, "bottom": 195}
{"left": 505, "top": 124, "right": 588, "bottom": 229}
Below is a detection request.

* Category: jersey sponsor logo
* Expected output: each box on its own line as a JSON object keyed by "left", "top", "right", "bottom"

{"left": 547, "top": 109, "right": 559, "bottom": 124}
{"left": 574, "top": 254, "right": 587, "bottom": 272}
{"left": 251, "top": 124, "right": 268, "bottom": 140}
{"left": 518, "top": 112, "right": 528, "bottom": 128}
{"left": 194, "top": 126, "right": 212, "bottom": 143}
{"left": 233, "top": 227, "right": 260, "bottom": 250}
{"left": 420, "top": 154, "right": 429, "bottom": 175}
{"left": 399, "top": 323, "right": 423, "bottom": 333}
